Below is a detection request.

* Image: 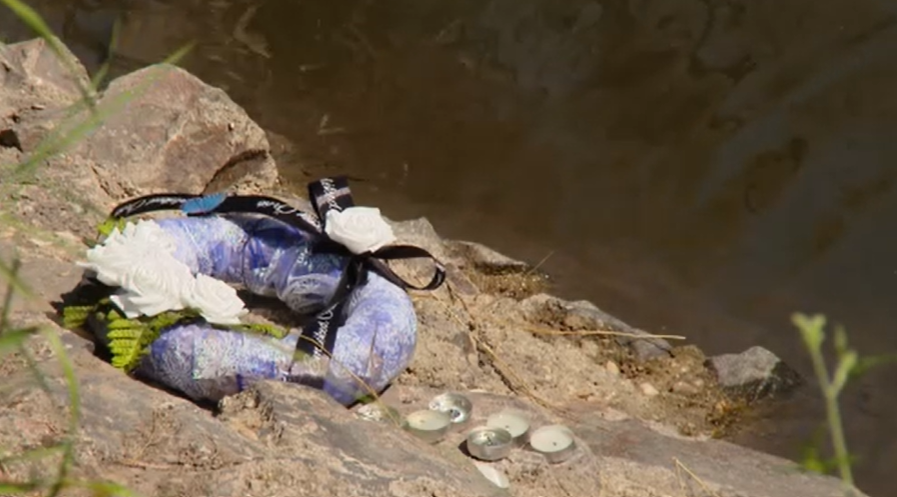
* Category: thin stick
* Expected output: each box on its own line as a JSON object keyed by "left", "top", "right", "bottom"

{"left": 115, "top": 459, "right": 180, "bottom": 470}
{"left": 437, "top": 283, "right": 568, "bottom": 415}
{"left": 292, "top": 335, "right": 404, "bottom": 428}
{"left": 673, "top": 457, "right": 723, "bottom": 497}
{"left": 521, "top": 323, "right": 686, "bottom": 341}
{"left": 524, "top": 250, "right": 555, "bottom": 276}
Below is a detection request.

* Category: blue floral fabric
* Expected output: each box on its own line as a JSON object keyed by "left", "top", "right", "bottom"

{"left": 96, "top": 215, "right": 417, "bottom": 406}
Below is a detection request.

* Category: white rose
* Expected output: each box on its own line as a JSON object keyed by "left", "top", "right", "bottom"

{"left": 109, "top": 254, "right": 194, "bottom": 318}
{"left": 184, "top": 273, "right": 248, "bottom": 325}
{"left": 79, "top": 219, "right": 200, "bottom": 318}
{"left": 324, "top": 207, "right": 397, "bottom": 255}
{"left": 79, "top": 220, "right": 178, "bottom": 287}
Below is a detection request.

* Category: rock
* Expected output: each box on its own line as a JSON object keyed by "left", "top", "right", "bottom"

{"left": 70, "top": 63, "right": 278, "bottom": 197}
{"left": 0, "top": 345, "right": 503, "bottom": 497}
{"left": 671, "top": 380, "right": 700, "bottom": 396}
{"left": 390, "top": 385, "right": 862, "bottom": 497}
{"left": 1, "top": 43, "right": 279, "bottom": 239}
{"left": 0, "top": 37, "right": 91, "bottom": 136}
{"left": 605, "top": 360, "right": 620, "bottom": 376}
{"left": 519, "top": 294, "right": 673, "bottom": 360}
{"left": 445, "top": 240, "right": 532, "bottom": 273}
{"left": 707, "top": 346, "right": 803, "bottom": 402}
{"left": 639, "top": 382, "right": 660, "bottom": 397}
{"left": 566, "top": 396, "right": 860, "bottom": 497}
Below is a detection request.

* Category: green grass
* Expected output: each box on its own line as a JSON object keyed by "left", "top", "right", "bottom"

{"left": 0, "top": 1, "right": 192, "bottom": 495}
{"left": 0, "top": 255, "right": 139, "bottom": 496}
{"left": 793, "top": 313, "right": 897, "bottom": 496}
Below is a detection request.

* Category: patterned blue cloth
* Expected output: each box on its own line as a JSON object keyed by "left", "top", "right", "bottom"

{"left": 92, "top": 215, "right": 417, "bottom": 406}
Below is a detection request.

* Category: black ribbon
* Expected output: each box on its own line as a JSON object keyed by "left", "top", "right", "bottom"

{"left": 105, "top": 176, "right": 446, "bottom": 362}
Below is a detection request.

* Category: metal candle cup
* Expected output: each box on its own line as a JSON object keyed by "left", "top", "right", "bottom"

{"left": 405, "top": 409, "right": 452, "bottom": 444}
{"left": 428, "top": 392, "right": 473, "bottom": 424}
{"left": 529, "top": 425, "right": 577, "bottom": 463}
{"left": 466, "top": 426, "right": 513, "bottom": 461}
{"left": 486, "top": 410, "right": 531, "bottom": 446}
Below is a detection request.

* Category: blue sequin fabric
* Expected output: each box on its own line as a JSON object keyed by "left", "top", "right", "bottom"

{"left": 92, "top": 215, "right": 417, "bottom": 406}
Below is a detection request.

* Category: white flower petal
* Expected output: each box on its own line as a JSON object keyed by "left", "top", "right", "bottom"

{"left": 324, "top": 206, "right": 396, "bottom": 255}
{"left": 109, "top": 293, "right": 143, "bottom": 319}
{"left": 83, "top": 220, "right": 197, "bottom": 318}
{"left": 184, "top": 273, "right": 247, "bottom": 325}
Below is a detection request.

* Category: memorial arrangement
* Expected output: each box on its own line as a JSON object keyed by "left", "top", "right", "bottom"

{"left": 61, "top": 176, "right": 444, "bottom": 406}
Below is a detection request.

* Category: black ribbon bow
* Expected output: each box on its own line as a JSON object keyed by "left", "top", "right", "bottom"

{"left": 105, "top": 176, "right": 446, "bottom": 360}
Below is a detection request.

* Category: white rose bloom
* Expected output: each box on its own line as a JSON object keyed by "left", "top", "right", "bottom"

{"left": 109, "top": 256, "right": 194, "bottom": 318}
{"left": 77, "top": 219, "right": 249, "bottom": 323}
{"left": 79, "top": 220, "right": 179, "bottom": 287}
{"left": 324, "top": 206, "right": 397, "bottom": 255}
{"left": 184, "top": 273, "right": 248, "bottom": 325}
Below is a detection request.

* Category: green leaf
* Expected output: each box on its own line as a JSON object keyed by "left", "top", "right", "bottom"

{"left": 96, "top": 217, "right": 128, "bottom": 238}
{"left": 61, "top": 305, "right": 94, "bottom": 329}
{"left": 832, "top": 350, "right": 858, "bottom": 394}
{"left": 107, "top": 318, "right": 143, "bottom": 330}
{"left": 833, "top": 325, "right": 849, "bottom": 358}
{"left": 793, "top": 312, "right": 826, "bottom": 353}
{"left": 89, "top": 17, "right": 121, "bottom": 91}
{"left": 106, "top": 328, "right": 145, "bottom": 339}
{"left": 230, "top": 322, "right": 289, "bottom": 339}
{"left": 850, "top": 353, "right": 897, "bottom": 381}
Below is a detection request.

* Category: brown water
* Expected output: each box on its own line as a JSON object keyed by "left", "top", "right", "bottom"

{"left": 4, "top": 1, "right": 897, "bottom": 495}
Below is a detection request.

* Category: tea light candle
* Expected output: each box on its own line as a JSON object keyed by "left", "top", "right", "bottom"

{"left": 405, "top": 409, "right": 452, "bottom": 444}
{"left": 428, "top": 392, "right": 473, "bottom": 424}
{"left": 529, "top": 425, "right": 577, "bottom": 463}
{"left": 486, "top": 410, "right": 530, "bottom": 445}
{"left": 466, "top": 426, "right": 513, "bottom": 461}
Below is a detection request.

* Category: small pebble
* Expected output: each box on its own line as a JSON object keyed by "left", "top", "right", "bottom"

{"left": 639, "top": 382, "right": 660, "bottom": 397}
{"left": 605, "top": 360, "right": 620, "bottom": 376}
{"left": 672, "top": 381, "right": 698, "bottom": 396}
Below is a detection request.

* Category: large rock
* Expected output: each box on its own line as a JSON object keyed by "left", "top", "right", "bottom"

{"left": 71, "top": 63, "right": 278, "bottom": 197}
{"left": 0, "top": 336, "right": 862, "bottom": 497}
{"left": 1, "top": 37, "right": 279, "bottom": 241}
{"left": 0, "top": 339, "right": 502, "bottom": 497}
{"left": 0, "top": 37, "right": 90, "bottom": 134}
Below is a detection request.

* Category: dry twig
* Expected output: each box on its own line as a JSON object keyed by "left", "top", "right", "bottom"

{"left": 521, "top": 323, "right": 686, "bottom": 341}
{"left": 673, "top": 457, "right": 723, "bottom": 497}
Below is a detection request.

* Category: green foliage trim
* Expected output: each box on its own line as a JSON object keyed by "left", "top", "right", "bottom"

{"left": 82, "top": 217, "right": 130, "bottom": 248}
{"left": 61, "top": 305, "right": 93, "bottom": 329}
{"left": 97, "top": 217, "right": 129, "bottom": 237}
{"left": 62, "top": 301, "right": 290, "bottom": 373}
{"left": 231, "top": 322, "right": 289, "bottom": 339}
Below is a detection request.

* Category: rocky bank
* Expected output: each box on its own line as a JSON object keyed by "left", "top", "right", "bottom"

{"left": 0, "top": 37, "right": 859, "bottom": 497}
